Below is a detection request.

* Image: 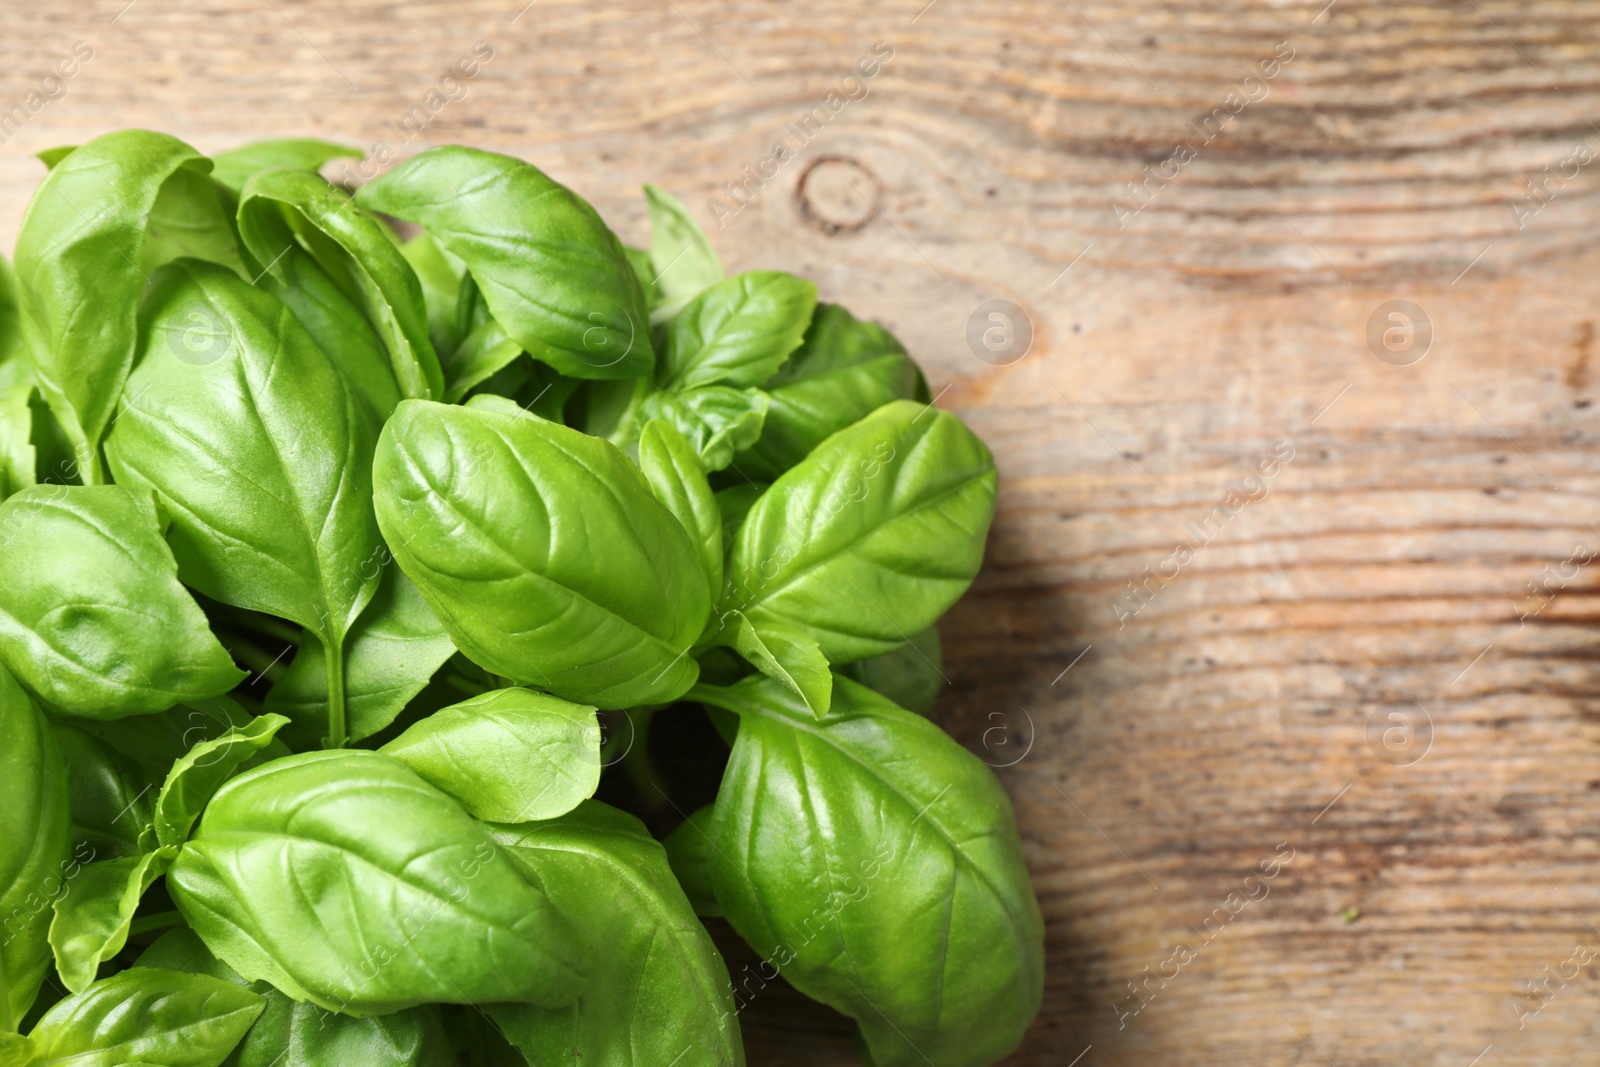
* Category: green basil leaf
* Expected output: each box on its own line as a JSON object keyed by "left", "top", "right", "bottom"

{"left": 658, "top": 272, "right": 816, "bottom": 392}
{"left": 723, "top": 612, "right": 831, "bottom": 718}
{"left": 12, "top": 131, "right": 218, "bottom": 481}
{"left": 737, "top": 303, "right": 927, "bottom": 479}
{"left": 137, "top": 927, "right": 453, "bottom": 1067}
{"left": 103, "top": 259, "right": 382, "bottom": 739}
{"left": 644, "top": 184, "right": 722, "bottom": 323}
{"left": 638, "top": 385, "right": 767, "bottom": 473}
{"left": 0, "top": 254, "right": 21, "bottom": 368}
{"left": 713, "top": 482, "right": 765, "bottom": 556}
{"left": 373, "top": 399, "right": 709, "bottom": 708}
{"left": 723, "top": 399, "right": 996, "bottom": 664}
{"left": 208, "top": 138, "right": 361, "bottom": 194}
{"left": 623, "top": 245, "right": 659, "bottom": 312}
{"left": 0, "top": 382, "right": 36, "bottom": 502}
{"left": 485, "top": 802, "right": 744, "bottom": 1066}
{"left": 50, "top": 723, "right": 153, "bottom": 858}
{"left": 26, "top": 967, "right": 262, "bottom": 1066}
{"left": 398, "top": 230, "right": 468, "bottom": 357}
{"left": 238, "top": 168, "right": 442, "bottom": 401}
{"left": 168, "top": 750, "right": 587, "bottom": 1014}
{"left": 0, "top": 665, "right": 70, "bottom": 1031}
{"left": 62, "top": 697, "right": 270, "bottom": 787}
{"left": 263, "top": 565, "right": 456, "bottom": 750}
{"left": 356, "top": 147, "right": 653, "bottom": 380}
{"left": 381, "top": 688, "right": 599, "bottom": 823}
{"left": 152, "top": 713, "right": 289, "bottom": 850}
{"left": 143, "top": 168, "right": 246, "bottom": 278}
{"left": 663, "top": 805, "right": 723, "bottom": 918}
{"left": 0, "top": 485, "right": 244, "bottom": 717}
{"left": 442, "top": 314, "right": 523, "bottom": 403}
{"left": 47, "top": 849, "right": 174, "bottom": 994}
{"left": 639, "top": 419, "right": 721, "bottom": 602}
{"left": 838, "top": 625, "right": 944, "bottom": 714}
{"left": 695, "top": 673, "right": 1043, "bottom": 1067}
{"left": 33, "top": 146, "right": 75, "bottom": 170}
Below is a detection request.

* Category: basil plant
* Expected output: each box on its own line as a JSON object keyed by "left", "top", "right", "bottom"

{"left": 0, "top": 131, "right": 1042, "bottom": 1066}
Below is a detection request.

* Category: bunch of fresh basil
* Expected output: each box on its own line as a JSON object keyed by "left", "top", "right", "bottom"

{"left": 0, "top": 131, "right": 1042, "bottom": 1066}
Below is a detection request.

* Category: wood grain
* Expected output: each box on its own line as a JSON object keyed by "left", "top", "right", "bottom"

{"left": 6, "top": 1, "right": 1600, "bottom": 1063}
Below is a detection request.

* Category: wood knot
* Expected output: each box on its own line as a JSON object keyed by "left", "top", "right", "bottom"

{"left": 796, "top": 156, "right": 879, "bottom": 235}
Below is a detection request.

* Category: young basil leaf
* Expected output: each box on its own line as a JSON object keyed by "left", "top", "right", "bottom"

{"left": 356, "top": 147, "right": 654, "bottom": 380}
{"left": 25, "top": 966, "right": 262, "bottom": 1066}
{"left": 442, "top": 314, "right": 523, "bottom": 403}
{"left": 721, "top": 612, "right": 831, "bottom": 718}
{"left": 103, "top": 259, "right": 383, "bottom": 744}
{"left": 639, "top": 418, "right": 722, "bottom": 602}
{"left": 722, "top": 399, "right": 997, "bottom": 664}
{"left": 136, "top": 927, "right": 454, "bottom": 1067}
{"left": 143, "top": 168, "right": 246, "bottom": 278}
{"left": 644, "top": 184, "right": 723, "bottom": 323}
{"left": 237, "top": 168, "right": 443, "bottom": 401}
{"left": 49, "top": 723, "right": 154, "bottom": 858}
{"left": 0, "top": 485, "right": 244, "bottom": 717}
{"left": 663, "top": 805, "right": 723, "bottom": 918}
{"left": 152, "top": 713, "right": 289, "bottom": 850}
{"left": 837, "top": 625, "right": 944, "bottom": 714}
{"left": 695, "top": 673, "right": 1044, "bottom": 1067}
{"left": 0, "top": 382, "right": 36, "bottom": 502}
{"left": 0, "top": 665, "right": 70, "bottom": 1032}
{"left": 263, "top": 566, "right": 457, "bottom": 750}
{"left": 637, "top": 385, "right": 768, "bottom": 473}
{"left": 373, "top": 399, "right": 709, "bottom": 708}
{"left": 48, "top": 849, "right": 175, "bottom": 994}
{"left": 168, "top": 750, "right": 588, "bottom": 1014}
{"left": 381, "top": 688, "right": 600, "bottom": 823}
{"left": 13, "top": 131, "right": 228, "bottom": 481}
{"left": 485, "top": 802, "right": 744, "bottom": 1066}
{"left": 208, "top": 138, "right": 361, "bottom": 194}
{"left": 251, "top": 242, "right": 401, "bottom": 419}
{"left": 398, "top": 230, "right": 468, "bottom": 357}
{"left": 736, "top": 303, "right": 928, "bottom": 479}
{"left": 33, "top": 146, "right": 76, "bottom": 170}
{"left": 658, "top": 272, "right": 816, "bottom": 392}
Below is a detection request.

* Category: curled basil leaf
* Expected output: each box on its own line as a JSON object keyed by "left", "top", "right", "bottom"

{"left": 722, "top": 399, "right": 996, "bottom": 664}
{"left": 208, "top": 138, "right": 361, "bottom": 194}
{"left": 168, "top": 750, "right": 588, "bottom": 1015}
{"left": 48, "top": 849, "right": 174, "bottom": 994}
{"left": 356, "top": 146, "right": 653, "bottom": 380}
{"left": 637, "top": 385, "right": 768, "bottom": 473}
{"left": 695, "top": 674, "right": 1043, "bottom": 1067}
{"left": 0, "top": 485, "right": 244, "bottom": 717}
{"left": 486, "top": 802, "right": 744, "bottom": 1066}
{"left": 656, "top": 272, "right": 816, "bottom": 392}
{"left": 381, "top": 688, "right": 600, "bottom": 823}
{"left": 151, "top": 713, "right": 289, "bottom": 850}
{"left": 373, "top": 399, "right": 709, "bottom": 708}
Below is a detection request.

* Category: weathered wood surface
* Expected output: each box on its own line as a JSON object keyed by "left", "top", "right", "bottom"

{"left": 6, "top": 1, "right": 1600, "bottom": 1062}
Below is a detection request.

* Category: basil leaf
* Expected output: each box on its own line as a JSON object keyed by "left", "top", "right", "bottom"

{"left": 25, "top": 967, "right": 262, "bottom": 1066}
{"left": 168, "top": 750, "right": 588, "bottom": 1014}
{"left": 0, "top": 665, "right": 70, "bottom": 1031}
{"left": 623, "top": 245, "right": 659, "bottom": 312}
{"left": 50, "top": 723, "right": 153, "bottom": 858}
{"left": 637, "top": 385, "right": 767, "bottom": 473}
{"left": 62, "top": 697, "right": 271, "bottom": 787}
{"left": 381, "top": 688, "right": 599, "bottom": 823}
{"left": 47, "top": 849, "right": 174, "bottom": 994}
{"left": 663, "top": 805, "right": 723, "bottom": 918}
{"left": 713, "top": 482, "right": 765, "bottom": 555}
{"left": 644, "top": 184, "right": 722, "bottom": 323}
{"left": 208, "top": 138, "right": 361, "bottom": 194}
{"left": 443, "top": 314, "right": 523, "bottom": 403}
{"left": 104, "top": 259, "right": 383, "bottom": 743}
{"left": 737, "top": 303, "right": 928, "bottom": 478}
{"left": 356, "top": 147, "right": 654, "bottom": 380}
{"left": 13, "top": 131, "right": 218, "bottom": 480}
{"left": 722, "top": 612, "right": 831, "bottom": 718}
{"left": 838, "top": 625, "right": 944, "bottom": 714}
{"left": 238, "top": 168, "right": 443, "bottom": 401}
{"left": 398, "top": 230, "right": 468, "bottom": 357}
{"left": 0, "top": 254, "right": 21, "bottom": 368}
{"left": 152, "top": 713, "right": 289, "bottom": 849}
{"left": 263, "top": 566, "right": 456, "bottom": 749}
{"left": 33, "top": 146, "right": 75, "bottom": 170}
{"left": 0, "top": 382, "right": 36, "bottom": 502}
{"left": 658, "top": 272, "right": 816, "bottom": 392}
{"left": 373, "top": 399, "right": 709, "bottom": 708}
{"left": 723, "top": 399, "right": 997, "bottom": 664}
{"left": 485, "top": 802, "right": 744, "bottom": 1066}
{"left": 638, "top": 419, "right": 721, "bottom": 602}
{"left": 143, "top": 168, "right": 245, "bottom": 278}
{"left": 0, "top": 485, "right": 244, "bottom": 717}
{"left": 695, "top": 674, "right": 1044, "bottom": 1067}
{"left": 137, "top": 927, "right": 454, "bottom": 1067}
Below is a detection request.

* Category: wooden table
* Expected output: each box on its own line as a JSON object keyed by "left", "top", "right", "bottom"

{"left": 5, "top": 1, "right": 1599, "bottom": 1063}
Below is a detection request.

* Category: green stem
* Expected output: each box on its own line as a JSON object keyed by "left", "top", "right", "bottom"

{"left": 127, "top": 910, "right": 183, "bottom": 936}
{"left": 323, "top": 634, "right": 347, "bottom": 749}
